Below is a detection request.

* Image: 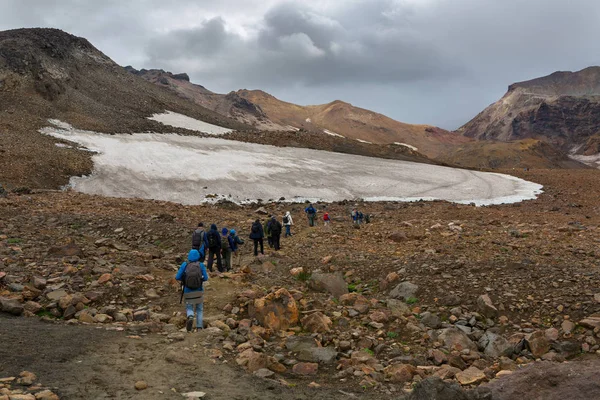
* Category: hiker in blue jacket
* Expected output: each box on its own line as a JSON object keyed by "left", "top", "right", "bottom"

{"left": 305, "top": 204, "right": 317, "bottom": 227}
{"left": 176, "top": 249, "right": 209, "bottom": 332}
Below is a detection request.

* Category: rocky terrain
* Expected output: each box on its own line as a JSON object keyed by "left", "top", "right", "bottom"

{"left": 1, "top": 168, "right": 599, "bottom": 399}
{"left": 458, "top": 67, "right": 600, "bottom": 163}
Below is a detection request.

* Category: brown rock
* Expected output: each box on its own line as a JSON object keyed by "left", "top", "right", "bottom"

{"left": 24, "top": 301, "right": 42, "bottom": 314}
{"left": 134, "top": 381, "right": 148, "bottom": 390}
{"left": 579, "top": 317, "right": 600, "bottom": 330}
{"left": 438, "top": 328, "right": 478, "bottom": 352}
{"left": 369, "top": 311, "right": 389, "bottom": 323}
{"left": 455, "top": 366, "right": 486, "bottom": 385}
{"left": 388, "top": 232, "right": 408, "bottom": 242}
{"left": 32, "top": 277, "right": 47, "bottom": 290}
{"left": 301, "top": 312, "right": 332, "bottom": 333}
{"left": 292, "top": 362, "right": 318, "bottom": 375}
{"left": 34, "top": 390, "right": 60, "bottom": 400}
{"left": 48, "top": 240, "right": 83, "bottom": 257}
{"left": 384, "top": 364, "right": 416, "bottom": 383}
{"left": 97, "top": 273, "right": 112, "bottom": 284}
{"left": 561, "top": 320, "right": 575, "bottom": 334}
{"left": 236, "top": 349, "right": 268, "bottom": 372}
{"left": 527, "top": 331, "right": 550, "bottom": 358}
{"left": 17, "top": 371, "right": 36, "bottom": 386}
{"left": 251, "top": 288, "right": 299, "bottom": 331}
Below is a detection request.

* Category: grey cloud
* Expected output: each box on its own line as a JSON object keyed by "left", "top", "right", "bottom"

{"left": 2, "top": 0, "right": 600, "bottom": 128}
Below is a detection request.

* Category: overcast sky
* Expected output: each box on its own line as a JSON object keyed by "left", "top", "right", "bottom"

{"left": 2, "top": 0, "right": 600, "bottom": 129}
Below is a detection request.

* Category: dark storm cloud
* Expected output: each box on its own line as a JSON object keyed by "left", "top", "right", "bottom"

{"left": 2, "top": 0, "right": 600, "bottom": 128}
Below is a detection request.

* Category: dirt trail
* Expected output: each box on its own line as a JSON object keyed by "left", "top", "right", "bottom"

{"left": 0, "top": 314, "right": 368, "bottom": 399}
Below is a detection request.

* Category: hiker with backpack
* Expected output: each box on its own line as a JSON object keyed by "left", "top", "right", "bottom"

{"left": 249, "top": 219, "right": 265, "bottom": 256}
{"left": 351, "top": 209, "right": 359, "bottom": 224}
{"left": 221, "top": 227, "right": 235, "bottom": 272}
{"left": 283, "top": 211, "right": 293, "bottom": 237}
{"left": 269, "top": 216, "right": 282, "bottom": 251}
{"left": 358, "top": 211, "right": 364, "bottom": 224}
{"left": 191, "top": 222, "right": 208, "bottom": 261}
{"left": 305, "top": 204, "right": 317, "bottom": 227}
{"left": 206, "top": 224, "right": 223, "bottom": 273}
{"left": 175, "top": 249, "right": 209, "bottom": 332}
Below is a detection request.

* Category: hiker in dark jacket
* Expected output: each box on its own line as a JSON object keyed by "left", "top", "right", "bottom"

{"left": 176, "top": 249, "right": 209, "bottom": 332}
{"left": 191, "top": 222, "right": 208, "bottom": 261}
{"left": 229, "top": 229, "right": 244, "bottom": 268}
{"left": 270, "top": 216, "right": 282, "bottom": 251}
{"left": 264, "top": 218, "right": 273, "bottom": 248}
{"left": 221, "top": 228, "right": 235, "bottom": 272}
{"left": 206, "top": 224, "right": 223, "bottom": 273}
{"left": 249, "top": 219, "right": 264, "bottom": 256}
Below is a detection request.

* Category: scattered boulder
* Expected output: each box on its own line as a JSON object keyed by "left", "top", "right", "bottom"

{"left": 455, "top": 366, "right": 486, "bottom": 385}
{"left": 298, "top": 346, "right": 337, "bottom": 364}
{"left": 292, "top": 362, "right": 318, "bottom": 375}
{"left": 477, "top": 294, "right": 498, "bottom": 319}
{"left": 236, "top": 349, "right": 268, "bottom": 372}
{"left": 47, "top": 240, "right": 83, "bottom": 257}
{"left": 384, "top": 363, "right": 416, "bottom": 383}
{"left": 437, "top": 328, "right": 478, "bottom": 352}
{"left": 420, "top": 312, "right": 442, "bottom": 329}
{"left": 389, "top": 281, "right": 418, "bottom": 300}
{"left": 134, "top": 380, "right": 148, "bottom": 390}
{"left": 309, "top": 271, "right": 348, "bottom": 297}
{"left": 527, "top": 331, "right": 550, "bottom": 358}
{"left": 478, "top": 332, "right": 513, "bottom": 358}
{"left": 301, "top": 312, "right": 332, "bottom": 333}
{"left": 251, "top": 288, "right": 299, "bottom": 330}
{"left": 0, "top": 297, "right": 24, "bottom": 316}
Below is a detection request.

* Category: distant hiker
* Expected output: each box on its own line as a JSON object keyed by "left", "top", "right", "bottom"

{"left": 323, "top": 212, "right": 331, "bottom": 227}
{"left": 249, "top": 219, "right": 265, "bottom": 256}
{"left": 358, "top": 211, "right": 364, "bottom": 224}
{"left": 305, "top": 204, "right": 317, "bottom": 227}
{"left": 270, "top": 216, "right": 282, "bottom": 251}
{"left": 283, "top": 211, "right": 294, "bottom": 237}
{"left": 221, "top": 228, "right": 234, "bottom": 272}
{"left": 365, "top": 214, "right": 371, "bottom": 224}
{"left": 191, "top": 222, "right": 207, "bottom": 261}
{"left": 264, "top": 218, "right": 273, "bottom": 248}
{"left": 351, "top": 209, "right": 359, "bottom": 224}
{"left": 206, "top": 224, "right": 223, "bottom": 273}
{"left": 175, "top": 249, "right": 209, "bottom": 332}
{"left": 229, "top": 229, "right": 245, "bottom": 267}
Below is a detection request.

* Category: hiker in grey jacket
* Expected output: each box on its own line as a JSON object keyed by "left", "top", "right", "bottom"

{"left": 283, "top": 211, "right": 294, "bottom": 237}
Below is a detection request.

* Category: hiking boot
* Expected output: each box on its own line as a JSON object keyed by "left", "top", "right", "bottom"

{"left": 186, "top": 316, "right": 194, "bottom": 332}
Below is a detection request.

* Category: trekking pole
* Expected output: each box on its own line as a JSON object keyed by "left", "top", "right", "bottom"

{"left": 179, "top": 284, "right": 184, "bottom": 304}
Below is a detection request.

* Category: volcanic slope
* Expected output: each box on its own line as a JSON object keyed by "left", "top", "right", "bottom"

{"left": 457, "top": 66, "right": 600, "bottom": 159}
{"left": 0, "top": 28, "right": 249, "bottom": 189}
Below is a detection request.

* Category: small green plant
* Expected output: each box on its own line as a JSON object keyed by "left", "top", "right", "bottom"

{"left": 347, "top": 283, "right": 358, "bottom": 292}
{"left": 387, "top": 331, "right": 399, "bottom": 339}
{"left": 362, "top": 348, "right": 374, "bottom": 355}
{"left": 36, "top": 310, "right": 56, "bottom": 319}
{"left": 296, "top": 271, "right": 311, "bottom": 281}
{"left": 7, "top": 238, "right": 21, "bottom": 244}
{"left": 406, "top": 297, "right": 419, "bottom": 305}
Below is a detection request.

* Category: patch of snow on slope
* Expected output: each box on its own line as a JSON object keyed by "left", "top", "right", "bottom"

{"left": 286, "top": 126, "right": 300, "bottom": 132}
{"left": 148, "top": 111, "right": 232, "bottom": 135}
{"left": 306, "top": 118, "right": 312, "bottom": 123}
{"left": 570, "top": 153, "right": 600, "bottom": 169}
{"left": 356, "top": 139, "right": 372, "bottom": 144}
{"left": 324, "top": 129, "right": 344, "bottom": 138}
{"left": 40, "top": 121, "right": 543, "bottom": 206}
{"left": 394, "top": 142, "right": 418, "bottom": 151}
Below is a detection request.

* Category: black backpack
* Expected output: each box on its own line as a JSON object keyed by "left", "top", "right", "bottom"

{"left": 271, "top": 221, "right": 282, "bottom": 235}
{"left": 251, "top": 223, "right": 260, "bottom": 234}
{"left": 207, "top": 231, "right": 219, "bottom": 249}
{"left": 184, "top": 261, "right": 204, "bottom": 290}
{"left": 192, "top": 229, "right": 205, "bottom": 249}
{"left": 283, "top": 215, "right": 289, "bottom": 224}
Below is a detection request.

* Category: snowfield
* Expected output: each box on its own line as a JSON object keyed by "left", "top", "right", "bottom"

{"left": 148, "top": 111, "right": 233, "bottom": 135}
{"left": 41, "top": 121, "right": 543, "bottom": 206}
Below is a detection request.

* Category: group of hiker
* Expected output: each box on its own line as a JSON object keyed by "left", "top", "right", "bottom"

{"left": 177, "top": 205, "right": 371, "bottom": 332}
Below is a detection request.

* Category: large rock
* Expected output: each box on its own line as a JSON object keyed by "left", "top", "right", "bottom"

{"left": 285, "top": 336, "right": 320, "bottom": 352}
{"left": 455, "top": 366, "right": 486, "bottom": 385}
{"left": 236, "top": 349, "right": 268, "bottom": 372}
{"left": 407, "top": 377, "right": 471, "bottom": 400}
{"left": 386, "top": 298, "right": 412, "bottom": 317}
{"left": 0, "top": 297, "right": 23, "bottom": 316}
{"left": 478, "top": 332, "right": 513, "bottom": 358}
{"left": 384, "top": 363, "right": 416, "bottom": 383}
{"left": 298, "top": 346, "right": 337, "bottom": 364}
{"left": 292, "top": 362, "right": 318, "bottom": 375}
{"left": 46, "top": 289, "right": 68, "bottom": 301}
{"left": 437, "top": 328, "right": 478, "bottom": 352}
{"left": 309, "top": 271, "right": 348, "bottom": 298}
{"left": 527, "top": 331, "right": 550, "bottom": 358}
{"left": 301, "top": 312, "right": 332, "bottom": 333}
{"left": 251, "top": 288, "right": 299, "bottom": 331}
{"left": 579, "top": 317, "right": 600, "bottom": 330}
{"left": 477, "top": 294, "right": 498, "bottom": 319}
{"left": 389, "top": 281, "right": 418, "bottom": 300}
